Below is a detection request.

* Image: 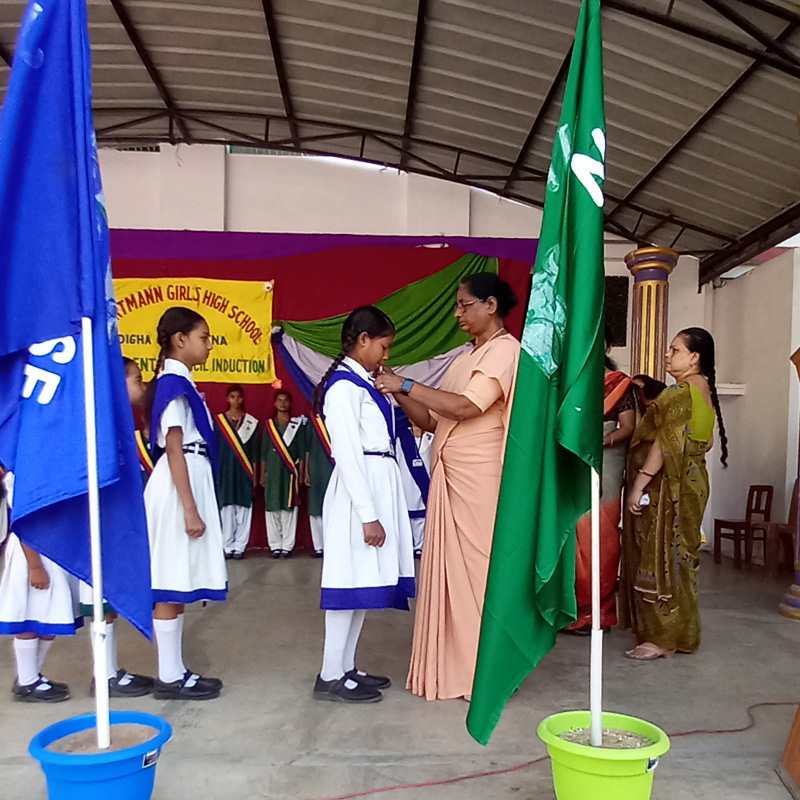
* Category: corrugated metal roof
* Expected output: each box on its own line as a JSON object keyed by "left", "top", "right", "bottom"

{"left": 1, "top": 0, "right": 800, "bottom": 280}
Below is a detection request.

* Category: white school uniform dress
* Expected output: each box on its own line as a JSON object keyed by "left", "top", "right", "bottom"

{"left": 0, "top": 534, "right": 82, "bottom": 636}
{"left": 321, "top": 358, "right": 415, "bottom": 610}
{"left": 144, "top": 359, "right": 227, "bottom": 605}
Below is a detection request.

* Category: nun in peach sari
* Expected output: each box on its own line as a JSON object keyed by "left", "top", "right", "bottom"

{"left": 376, "top": 273, "right": 520, "bottom": 700}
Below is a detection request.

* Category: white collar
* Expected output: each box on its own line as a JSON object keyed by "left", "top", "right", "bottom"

{"left": 341, "top": 357, "right": 373, "bottom": 383}
{"left": 162, "top": 358, "right": 195, "bottom": 384}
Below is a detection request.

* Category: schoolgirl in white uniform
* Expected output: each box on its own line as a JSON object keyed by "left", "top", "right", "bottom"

{"left": 312, "top": 307, "right": 415, "bottom": 704}
{"left": 144, "top": 307, "right": 227, "bottom": 701}
{"left": 0, "top": 472, "right": 79, "bottom": 702}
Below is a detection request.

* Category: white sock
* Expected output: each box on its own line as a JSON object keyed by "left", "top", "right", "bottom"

{"left": 36, "top": 638, "right": 54, "bottom": 676}
{"left": 153, "top": 618, "right": 185, "bottom": 684}
{"left": 320, "top": 610, "right": 354, "bottom": 683}
{"left": 176, "top": 614, "right": 186, "bottom": 674}
{"left": 104, "top": 622, "right": 119, "bottom": 680}
{"left": 14, "top": 638, "right": 40, "bottom": 687}
{"left": 343, "top": 610, "right": 366, "bottom": 674}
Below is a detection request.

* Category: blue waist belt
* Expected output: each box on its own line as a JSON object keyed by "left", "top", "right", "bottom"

{"left": 183, "top": 442, "right": 210, "bottom": 458}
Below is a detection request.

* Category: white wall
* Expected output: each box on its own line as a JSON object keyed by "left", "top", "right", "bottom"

{"left": 704, "top": 249, "right": 800, "bottom": 534}
{"left": 99, "top": 144, "right": 543, "bottom": 237}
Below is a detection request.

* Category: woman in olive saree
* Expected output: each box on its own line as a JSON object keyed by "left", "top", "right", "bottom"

{"left": 620, "top": 328, "right": 728, "bottom": 660}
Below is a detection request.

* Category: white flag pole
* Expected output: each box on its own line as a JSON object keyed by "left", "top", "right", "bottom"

{"left": 81, "top": 316, "right": 111, "bottom": 750}
{"left": 589, "top": 466, "right": 603, "bottom": 747}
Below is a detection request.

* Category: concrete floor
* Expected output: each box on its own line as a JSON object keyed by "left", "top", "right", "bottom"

{"left": 1, "top": 551, "right": 799, "bottom": 800}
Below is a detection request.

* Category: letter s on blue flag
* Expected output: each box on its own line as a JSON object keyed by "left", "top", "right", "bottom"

{"left": 0, "top": 0, "right": 152, "bottom": 638}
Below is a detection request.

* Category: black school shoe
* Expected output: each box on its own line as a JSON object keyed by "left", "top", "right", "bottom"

{"left": 344, "top": 669, "right": 391, "bottom": 690}
{"left": 153, "top": 671, "right": 221, "bottom": 700}
{"left": 13, "top": 677, "right": 70, "bottom": 703}
{"left": 280, "top": 550, "right": 292, "bottom": 559}
{"left": 271, "top": 550, "right": 282, "bottom": 559}
{"left": 39, "top": 673, "right": 69, "bottom": 691}
{"left": 313, "top": 674, "right": 382, "bottom": 703}
{"left": 91, "top": 669, "right": 155, "bottom": 698}
{"left": 232, "top": 551, "right": 245, "bottom": 560}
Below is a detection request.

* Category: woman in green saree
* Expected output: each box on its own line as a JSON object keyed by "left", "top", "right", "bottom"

{"left": 620, "top": 328, "right": 728, "bottom": 660}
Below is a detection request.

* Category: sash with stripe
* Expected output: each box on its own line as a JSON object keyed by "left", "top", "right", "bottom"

{"left": 267, "top": 419, "right": 299, "bottom": 506}
{"left": 325, "top": 366, "right": 395, "bottom": 444}
{"left": 311, "top": 414, "right": 334, "bottom": 465}
{"left": 216, "top": 413, "right": 255, "bottom": 479}
{"left": 135, "top": 430, "right": 154, "bottom": 475}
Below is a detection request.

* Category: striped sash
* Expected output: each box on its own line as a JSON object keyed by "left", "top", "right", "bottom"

{"left": 267, "top": 419, "right": 299, "bottom": 506}
{"left": 312, "top": 414, "right": 334, "bottom": 465}
{"left": 135, "top": 430, "right": 154, "bottom": 475}
{"left": 216, "top": 413, "right": 255, "bottom": 480}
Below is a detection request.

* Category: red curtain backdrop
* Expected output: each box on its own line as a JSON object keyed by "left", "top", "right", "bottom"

{"left": 113, "top": 233, "right": 535, "bottom": 549}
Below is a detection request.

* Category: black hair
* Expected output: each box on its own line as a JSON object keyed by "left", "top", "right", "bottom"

{"left": 459, "top": 273, "right": 518, "bottom": 319}
{"left": 312, "top": 306, "right": 396, "bottom": 415}
{"left": 632, "top": 374, "right": 667, "bottom": 402}
{"left": 122, "top": 356, "right": 139, "bottom": 376}
{"left": 604, "top": 323, "right": 617, "bottom": 371}
{"left": 678, "top": 327, "right": 728, "bottom": 468}
{"left": 143, "top": 306, "right": 207, "bottom": 426}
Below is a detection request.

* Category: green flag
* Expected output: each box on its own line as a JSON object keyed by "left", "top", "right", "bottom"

{"left": 466, "top": 0, "right": 606, "bottom": 746}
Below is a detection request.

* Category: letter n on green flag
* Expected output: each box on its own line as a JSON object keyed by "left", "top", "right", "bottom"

{"left": 466, "top": 0, "right": 607, "bottom": 745}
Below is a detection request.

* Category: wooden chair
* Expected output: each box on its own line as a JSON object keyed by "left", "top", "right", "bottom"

{"left": 714, "top": 485, "right": 774, "bottom": 569}
{"left": 757, "top": 479, "right": 798, "bottom": 578}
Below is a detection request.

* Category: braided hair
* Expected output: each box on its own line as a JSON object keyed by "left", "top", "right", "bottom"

{"left": 143, "top": 306, "right": 206, "bottom": 425}
{"left": 679, "top": 327, "right": 728, "bottom": 468}
{"left": 312, "top": 306, "right": 395, "bottom": 416}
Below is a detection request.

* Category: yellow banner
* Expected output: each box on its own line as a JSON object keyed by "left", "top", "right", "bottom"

{"left": 114, "top": 277, "right": 276, "bottom": 383}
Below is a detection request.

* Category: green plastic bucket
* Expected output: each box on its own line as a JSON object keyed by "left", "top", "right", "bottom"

{"left": 537, "top": 711, "right": 670, "bottom": 800}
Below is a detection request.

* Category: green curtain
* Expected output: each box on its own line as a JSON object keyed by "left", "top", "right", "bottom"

{"left": 277, "top": 253, "right": 498, "bottom": 365}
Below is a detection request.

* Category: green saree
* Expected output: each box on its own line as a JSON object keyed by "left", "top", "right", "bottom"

{"left": 619, "top": 384, "right": 712, "bottom": 653}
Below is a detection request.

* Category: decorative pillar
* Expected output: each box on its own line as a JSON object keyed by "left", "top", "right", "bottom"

{"left": 624, "top": 247, "right": 678, "bottom": 381}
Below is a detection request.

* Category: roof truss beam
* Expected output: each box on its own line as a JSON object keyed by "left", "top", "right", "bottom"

{"left": 261, "top": 0, "right": 300, "bottom": 149}
{"left": 503, "top": 45, "right": 573, "bottom": 196}
{"left": 606, "top": 17, "right": 798, "bottom": 224}
{"left": 699, "top": 200, "right": 800, "bottom": 283}
{"left": 699, "top": 0, "right": 800, "bottom": 69}
{"left": 400, "top": 0, "right": 430, "bottom": 170}
{"left": 108, "top": 0, "right": 191, "bottom": 142}
{"left": 605, "top": 0, "right": 800, "bottom": 81}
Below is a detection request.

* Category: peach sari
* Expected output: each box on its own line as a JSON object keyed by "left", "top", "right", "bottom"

{"left": 407, "top": 331, "right": 520, "bottom": 700}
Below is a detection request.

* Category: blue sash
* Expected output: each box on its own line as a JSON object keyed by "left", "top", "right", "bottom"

{"left": 394, "top": 407, "right": 430, "bottom": 506}
{"left": 149, "top": 374, "right": 219, "bottom": 475}
{"left": 325, "top": 366, "right": 395, "bottom": 444}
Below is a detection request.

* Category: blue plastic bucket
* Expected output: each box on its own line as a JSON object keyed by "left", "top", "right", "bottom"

{"left": 29, "top": 711, "right": 172, "bottom": 800}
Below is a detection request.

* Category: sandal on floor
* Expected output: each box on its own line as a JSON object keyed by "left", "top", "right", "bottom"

{"left": 624, "top": 644, "right": 674, "bottom": 661}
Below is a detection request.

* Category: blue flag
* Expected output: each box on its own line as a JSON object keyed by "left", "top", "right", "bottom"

{"left": 0, "top": 0, "right": 152, "bottom": 638}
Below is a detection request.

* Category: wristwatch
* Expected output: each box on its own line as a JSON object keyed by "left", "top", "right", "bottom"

{"left": 400, "top": 378, "right": 415, "bottom": 396}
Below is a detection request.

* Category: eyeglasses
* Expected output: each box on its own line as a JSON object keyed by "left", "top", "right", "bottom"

{"left": 454, "top": 299, "right": 485, "bottom": 313}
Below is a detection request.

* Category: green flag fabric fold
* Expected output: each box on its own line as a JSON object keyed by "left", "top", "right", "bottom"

{"left": 277, "top": 253, "right": 497, "bottom": 365}
{"left": 466, "top": 0, "right": 606, "bottom": 745}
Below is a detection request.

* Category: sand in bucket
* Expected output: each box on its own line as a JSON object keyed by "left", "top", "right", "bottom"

{"left": 559, "top": 728, "right": 654, "bottom": 749}
{"left": 47, "top": 724, "right": 157, "bottom": 755}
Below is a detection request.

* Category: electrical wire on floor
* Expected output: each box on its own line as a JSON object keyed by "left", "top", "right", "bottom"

{"left": 303, "top": 701, "right": 799, "bottom": 800}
